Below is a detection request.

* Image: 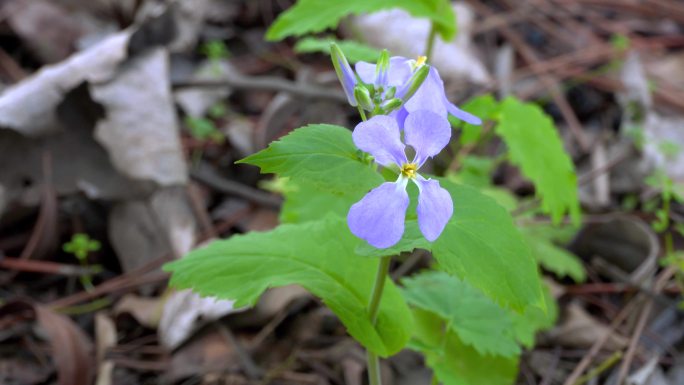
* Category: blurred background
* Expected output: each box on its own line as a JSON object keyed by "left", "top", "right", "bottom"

{"left": 0, "top": 0, "right": 683, "bottom": 384}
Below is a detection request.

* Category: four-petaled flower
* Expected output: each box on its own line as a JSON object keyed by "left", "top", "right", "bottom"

{"left": 355, "top": 57, "right": 483, "bottom": 127}
{"left": 331, "top": 46, "right": 428, "bottom": 115}
{"left": 347, "top": 111, "right": 454, "bottom": 248}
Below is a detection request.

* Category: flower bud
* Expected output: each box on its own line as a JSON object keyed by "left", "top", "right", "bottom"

{"left": 374, "top": 49, "right": 390, "bottom": 86}
{"left": 330, "top": 43, "right": 357, "bottom": 106}
{"left": 380, "top": 98, "right": 403, "bottom": 114}
{"left": 399, "top": 64, "right": 430, "bottom": 103}
{"left": 354, "top": 85, "right": 374, "bottom": 111}
{"left": 384, "top": 86, "right": 397, "bottom": 100}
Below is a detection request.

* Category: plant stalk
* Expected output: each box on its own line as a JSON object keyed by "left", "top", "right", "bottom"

{"left": 366, "top": 256, "right": 392, "bottom": 385}
{"left": 425, "top": 23, "right": 437, "bottom": 59}
{"left": 358, "top": 106, "right": 368, "bottom": 121}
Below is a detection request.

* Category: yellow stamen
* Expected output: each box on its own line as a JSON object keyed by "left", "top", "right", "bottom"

{"left": 415, "top": 56, "right": 427, "bottom": 68}
{"left": 401, "top": 163, "right": 418, "bottom": 179}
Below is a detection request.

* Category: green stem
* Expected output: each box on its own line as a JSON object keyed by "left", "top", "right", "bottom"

{"left": 425, "top": 23, "right": 437, "bottom": 59}
{"left": 358, "top": 106, "right": 368, "bottom": 122}
{"left": 366, "top": 256, "right": 392, "bottom": 385}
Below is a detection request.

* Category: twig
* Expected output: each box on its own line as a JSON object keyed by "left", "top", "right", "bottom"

{"left": 539, "top": 347, "right": 562, "bottom": 385}
{"left": 577, "top": 149, "right": 631, "bottom": 185}
{"left": 216, "top": 323, "right": 263, "bottom": 380}
{"left": 466, "top": 0, "right": 591, "bottom": 152}
{"left": 190, "top": 161, "right": 282, "bottom": 209}
{"left": 562, "top": 266, "right": 676, "bottom": 385}
{"left": 186, "top": 183, "right": 216, "bottom": 239}
{"left": 0, "top": 257, "right": 100, "bottom": 277}
{"left": 48, "top": 254, "right": 171, "bottom": 309}
{"left": 574, "top": 351, "right": 623, "bottom": 385}
{"left": 173, "top": 71, "right": 347, "bottom": 103}
{"left": 18, "top": 152, "right": 56, "bottom": 261}
{"left": 615, "top": 292, "right": 655, "bottom": 383}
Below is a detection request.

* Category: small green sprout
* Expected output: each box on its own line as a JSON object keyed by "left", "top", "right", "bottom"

{"left": 185, "top": 116, "right": 225, "bottom": 144}
{"left": 63, "top": 233, "right": 101, "bottom": 261}
{"left": 201, "top": 40, "right": 230, "bottom": 61}
{"left": 63, "top": 233, "right": 101, "bottom": 291}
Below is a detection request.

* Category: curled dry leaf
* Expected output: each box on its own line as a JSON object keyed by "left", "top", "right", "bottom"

{"left": 114, "top": 294, "right": 164, "bottom": 329}
{"left": 91, "top": 47, "right": 188, "bottom": 186}
{"left": 548, "top": 303, "right": 628, "bottom": 351}
{"left": 2, "top": 0, "right": 85, "bottom": 63}
{"left": 0, "top": 301, "right": 95, "bottom": 385}
{"left": 108, "top": 186, "right": 196, "bottom": 273}
{"left": 0, "top": 8, "right": 185, "bottom": 210}
{"left": 159, "top": 289, "right": 238, "bottom": 350}
{"left": 34, "top": 305, "right": 95, "bottom": 385}
{"left": 94, "top": 312, "right": 117, "bottom": 385}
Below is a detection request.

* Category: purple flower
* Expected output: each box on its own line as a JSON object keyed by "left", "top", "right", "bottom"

{"left": 347, "top": 112, "right": 454, "bottom": 248}
{"left": 331, "top": 45, "right": 429, "bottom": 115}
{"left": 403, "top": 66, "right": 482, "bottom": 125}
{"left": 355, "top": 57, "right": 482, "bottom": 126}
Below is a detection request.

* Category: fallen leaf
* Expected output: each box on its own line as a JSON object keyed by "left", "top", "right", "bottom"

{"left": 548, "top": 303, "right": 628, "bottom": 350}
{"left": 0, "top": 301, "right": 96, "bottom": 385}
{"left": 34, "top": 305, "right": 95, "bottom": 385}
{"left": 94, "top": 312, "right": 117, "bottom": 385}
{"left": 92, "top": 48, "right": 188, "bottom": 186}
{"left": 108, "top": 187, "right": 196, "bottom": 272}
{"left": 114, "top": 294, "right": 164, "bottom": 329}
{"left": 159, "top": 289, "right": 238, "bottom": 350}
{"left": 164, "top": 328, "right": 238, "bottom": 382}
{"left": 2, "top": 0, "right": 85, "bottom": 63}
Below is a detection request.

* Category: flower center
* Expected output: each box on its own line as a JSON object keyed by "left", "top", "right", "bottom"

{"left": 401, "top": 163, "right": 418, "bottom": 179}
{"left": 413, "top": 56, "right": 427, "bottom": 69}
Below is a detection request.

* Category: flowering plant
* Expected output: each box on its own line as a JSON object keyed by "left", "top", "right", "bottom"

{"left": 165, "top": 41, "right": 580, "bottom": 384}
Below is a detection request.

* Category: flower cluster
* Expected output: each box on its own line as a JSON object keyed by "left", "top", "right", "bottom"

{"left": 331, "top": 45, "right": 482, "bottom": 248}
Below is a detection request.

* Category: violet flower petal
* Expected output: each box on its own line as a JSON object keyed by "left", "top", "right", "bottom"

{"left": 414, "top": 177, "right": 453, "bottom": 241}
{"left": 404, "top": 110, "right": 451, "bottom": 166}
{"left": 352, "top": 115, "right": 407, "bottom": 167}
{"left": 355, "top": 57, "right": 413, "bottom": 87}
{"left": 348, "top": 181, "right": 410, "bottom": 248}
{"left": 331, "top": 54, "right": 357, "bottom": 106}
{"left": 404, "top": 67, "right": 447, "bottom": 116}
{"left": 447, "top": 103, "right": 483, "bottom": 125}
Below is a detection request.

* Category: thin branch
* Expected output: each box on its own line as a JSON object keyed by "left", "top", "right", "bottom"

{"left": 173, "top": 71, "right": 347, "bottom": 103}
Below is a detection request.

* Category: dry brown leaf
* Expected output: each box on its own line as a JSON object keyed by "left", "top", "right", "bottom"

{"left": 94, "top": 312, "right": 117, "bottom": 385}
{"left": 548, "top": 303, "right": 628, "bottom": 350}
{"left": 31, "top": 303, "right": 94, "bottom": 385}
{"left": 114, "top": 294, "right": 164, "bottom": 329}
{"left": 159, "top": 289, "right": 238, "bottom": 350}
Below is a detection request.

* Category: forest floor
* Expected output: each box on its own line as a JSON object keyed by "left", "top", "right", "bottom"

{"left": 1, "top": 1, "right": 684, "bottom": 384}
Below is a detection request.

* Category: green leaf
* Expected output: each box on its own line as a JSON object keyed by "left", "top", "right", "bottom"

{"left": 295, "top": 37, "right": 382, "bottom": 63}
{"left": 266, "top": 0, "right": 456, "bottom": 42}
{"left": 495, "top": 97, "right": 580, "bottom": 224}
{"left": 165, "top": 217, "right": 413, "bottom": 357}
{"left": 511, "top": 284, "right": 558, "bottom": 348}
{"left": 455, "top": 94, "right": 500, "bottom": 145}
{"left": 523, "top": 227, "right": 585, "bottom": 283}
{"left": 239, "top": 124, "right": 383, "bottom": 195}
{"left": 432, "top": 180, "right": 544, "bottom": 311}
{"left": 449, "top": 155, "right": 496, "bottom": 188}
{"left": 410, "top": 309, "right": 519, "bottom": 385}
{"left": 520, "top": 223, "right": 584, "bottom": 282}
{"left": 402, "top": 271, "right": 519, "bottom": 357}
{"left": 279, "top": 179, "right": 355, "bottom": 223}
